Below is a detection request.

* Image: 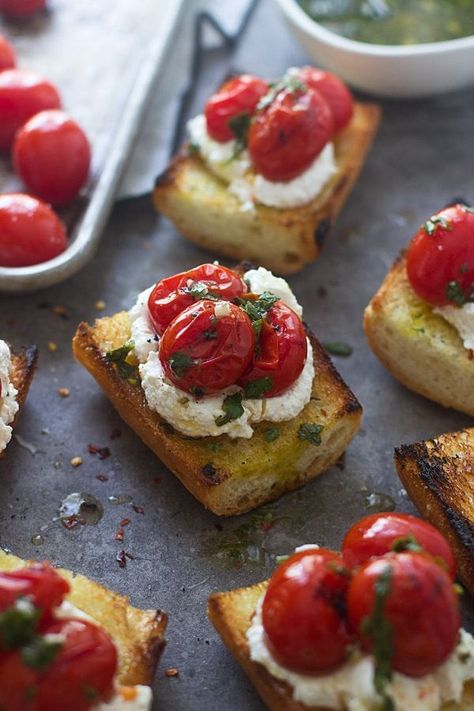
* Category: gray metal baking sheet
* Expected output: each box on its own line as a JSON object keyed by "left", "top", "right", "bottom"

{"left": 1, "top": 0, "right": 474, "bottom": 709}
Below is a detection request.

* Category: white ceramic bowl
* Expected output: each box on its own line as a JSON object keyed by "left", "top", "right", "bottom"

{"left": 274, "top": 0, "right": 474, "bottom": 98}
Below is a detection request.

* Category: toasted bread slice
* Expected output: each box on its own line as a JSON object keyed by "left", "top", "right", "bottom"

{"left": 364, "top": 254, "right": 474, "bottom": 416}
{"left": 0, "top": 548, "right": 167, "bottom": 686}
{"left": 72, "top": 312, "right": 362, "bottom": 516}
{"left": 2, "top": 345, "right": 38, "bottom": 456}
{"left": 395, "top": 428, "right": 474, "bottom": 599}
{"left": 154, "top": 103, "right": 381, "bottom": 275}
{"left": 208, "top": 582, "right": 474, "bottom": 711}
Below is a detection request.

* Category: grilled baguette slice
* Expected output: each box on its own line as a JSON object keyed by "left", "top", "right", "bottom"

{"left": 0, "top": 549, "right": 167, "bottom": 686}
{"left": 72, "top": 312, "right": 362, "bottom": 516}
{"left": 395, "top": 428, "right": 474, "bottom": 599}
{"left": 208, "top": 581, "right": 474, "bottom": 711}
{"left": 154, "top": 103, "right": 381, "bottom": 275}
{"left": 364, "top": 254, "right": 474, "bottom": 416}
{"left": 2, "top": 345, "right": 38, "bottom": 456}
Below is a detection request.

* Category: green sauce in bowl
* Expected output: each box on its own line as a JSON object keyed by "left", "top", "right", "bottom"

{"left": 297, "top": 0, "right": 474, "bottom": 45}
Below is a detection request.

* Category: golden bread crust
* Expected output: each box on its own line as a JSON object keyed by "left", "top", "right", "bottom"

{"left": 72, "top": 311, "right": 362, "bottom": 516}
{"left": 153, "top": 103, "right": 381, "bottom": 274}
{"left": 0, "top": 549, "right": 167, "bottom": 686}
{"left": 0, "top": 345, "right": 38, "bottom": 458}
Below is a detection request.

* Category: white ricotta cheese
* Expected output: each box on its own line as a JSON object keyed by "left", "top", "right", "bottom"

{"left": 247, "top": 596, "right": 474, "bottom": 711}
{"left": 434, "top": 302, "right": 474, "bottom": 350}
{"left": 0, "top": 340, "right": 18, "bottom": 453}
{"left": 129, "top": 286, "right": 157, "bottom": 363}
{"left": 244, "top": 267, "right": 303, "bottom": 316}
{"left": 187, "top": 114, "right": 251, "bottom": 183}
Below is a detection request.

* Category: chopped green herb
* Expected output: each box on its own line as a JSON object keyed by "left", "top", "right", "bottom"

{"left": 236, "top": 292, "right": 279, "bottom": 326}
{"left": 191, "top": 386, "right": 205, "bottom": 398}
{"left": 298, "top": 423, "right": 324, "bottom": 446}
{"left": 423, "top": 215, "right": 452, "bottom": 236}
{"left": 22, "top": 635, "right": 63, "bottom": 671}
{"left": 257, "top": 76, "right": 307, "bottom": 111}
{"left": 275, "top": 554, "right": 290, "bottom": 564}
{"left": 206, "top": 441, "right": 222, "bottom": 453}
{"left": 454, "top": 582, "right": 464, "bottom": 595}
{"left": 323, "top": 342, "right": 353, "bottom": 357}
{"left": 391, "top": 534, "right": 423, "bottom": 553}
{"left": 105, "top": 341, "right": 139, "bottom": 385}
{"left": 263, "top": 427, "right": 280, "bottom": 443}
{"left": 184, "top": 280, "right": 218, "bottom": 302}
{"left": 215, "top": 392, "right": 244, "bottom": 426}
{"left": 327, "top": 561, "right": 350, "bottom": 577}
{"left": 445, "top": 280, "right": 466, "bottom": 307}
{"left": 168, "top": 351, "right": 194, "bottom": 378}
{"left": 188, "top": 142, "right": 200, "bottom": 155}
{"left": 244, "top": 376, "right": 273, "bottom": 399}
{"left": 458, "top": 650, "right": 472, "bottom": 664}
{"left": 0, "top": 600, "right": 39, "bottom": 649}
{"left": 228, "top": 111, "right": 251, "bottom": 157}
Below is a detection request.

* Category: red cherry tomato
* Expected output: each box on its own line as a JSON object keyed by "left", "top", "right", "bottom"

{"left": 406, "top": 204, "right": 474, "bottom": 306}
{"left": 342, "top": 512, "right": 456, "bottom": 579}
{"left": 238, "top": 300, "right": 307, "bottom": 397}
{"left": 262, "top": 549, "right": 353, "bottom": 673}
{"left": 297, "top": 66, "right": 354, "bottom": 133}
{"left": 148, "top": 263, "right": 247, "bottom": 336}
{"left": 204, "top": 74, "right": 268, "bottom": 143}
{"left": 0, "top": 563, "right": 69, "bottom": 627}
{"left": 0, "top": 0, "right": 46, "bottom": 18}
{"left": 248, "top": 85, "right": 333, "bottom": 182}
{"left": 13, "top": 110, "right": 91, "bottom": 205}
{"left": 0, "top": 618, "right": 117, "bottom": 711}
{"left": 0, "top": 69, "right": 61, "bottom": 151}
{"left": 347, "top": 552, "right": 460, "bottom": 677}
{"left": 0, "top": 193, "right": 67, "bottom": 267}
{"left": 159, "top": 299, "right": 255, "bottom": 395}
{"left": 0, "top": 35, "right": 16, "bottom": 72}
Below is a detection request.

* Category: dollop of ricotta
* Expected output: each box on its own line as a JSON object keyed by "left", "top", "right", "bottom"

{"left": 129, "top": 286, "right": 157, "bottom": 362}
{"left": 244, "top": 266, "right": 302, "bottom": 316}
{"left": 188, "top": 113, "right": 337, "bottom": 209}
{"left": 0, "top": 340, "right": 18, "bottom": 453}
{"left": 434, "top": 303, "right": 474, "bottom": 350}
{"left": 247, "top": 596, "right": 474, "bottom": 711}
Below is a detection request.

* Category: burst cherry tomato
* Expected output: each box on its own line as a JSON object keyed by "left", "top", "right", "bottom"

{"left": 0, "top": 563, "right": 69, "bottom": 627}
{"left": 0, "top": 69, "right": 61, "bottom": 151}
{"left": 148, "top": 263, "right": 247, "bottom": 336}
{"left": 14, "top": 110, "right": 91, "bottom": 205}
{"left": 0, "top": 193, "right": 67, "bottom": 267}
{"left": 0, "top": 35, "right": 16, "bottom": 72}
{"left": 159, "top": 299, "right": 255, "bottom": 395}
{"left": 342, "top": 512, "right": 456, "bottom": 578}
{"left": 347, "top": 552, "right": 460, "bottom": 677}
{"left": 0, "top": 0, "right": 46, "bottom": 18}
{"left": 248, "top": 85, "right": 332, "bottom": 182}
{"left": 262, "top": 549, "right": 353, "bottom": 673}
{"left": 238, "top": 300, "right": 307, "bottom": 397}
{"left": 297, "top": 67, "right": 354, "bottom": 133}
{"left": 204, "top": 74, "right": 268, "bottom": 143}
{"left": 406, "top": 204, "right": 474, "bottom": 307}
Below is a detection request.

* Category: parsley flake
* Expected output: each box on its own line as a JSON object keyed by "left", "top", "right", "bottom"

{"left": 0, "top": 600, "right": 39, "bottom": 650}
{"left": 236, "top": 292, "right": 279, "bottom": 327}
{"left": 257, "top": 76, "right": 307, "bottom": 112}
{"left": 215, "top": 392, "right": 244, "bottom": 427}
{"left": 184, "top": 280, "right": 218, "bottom": 302}
{"left": 391, "top": 534, "right": 423, "bottom": 553}
{"left": 263, "top": 427, "right": 280, "bottom": 443}
{"left": 228, "top": 112, "right": 251, "bottom": 157}
{"left": 298, "top": 423, "right": 324, "bottom": 446}
{"left": 168, "top": 351, "right": 194, "bottom": 378}
{"left": 105, "top": 341, "right": 139, "bottom": 385}
{"left": 445, "top": 280, "right": 466, "bottom": 307}
{"left": 323, "top": 342, "right": 353, "bottom": 357}
{"left": 243, "top": 376, "right": 273, "bottom": 399}
{"left": 22, "top": 635, "right": 63, "bottom": 671}
{"left": 423, "top": 215, "right": 452, "bottom": 236}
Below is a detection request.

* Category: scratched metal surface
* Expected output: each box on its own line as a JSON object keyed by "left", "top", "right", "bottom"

{"left": 1, "top": 0, "right": 474, "bottom": 709}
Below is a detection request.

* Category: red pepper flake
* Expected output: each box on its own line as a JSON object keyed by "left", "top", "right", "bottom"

{"left": 115, "top": 528, "right": 124, "bottom": 542}
{"left": 96, "top": 474, "right": 109, "bottom": 482}
{"left": 261, "top": 520, "right": 274, "bottom": 532}
{"left": 116, "top": 550, "right": 127, "bottom": 568}
{"left": 88, "top": 443, "right": 111, "bottom": 459}
{"left": 164, "top": 668, "right": 179, "bottom": 678}
{"left": 120, "top": 518, "right": 131, "bottom": 527}
{"left": 132, "top": 505, "right": 144, "bottom": 514}
{"left": 62, "top": 515, "right": 85, "bottom": 530}
{"left": 110, "top": 428, "right": 121, "bottom": 440}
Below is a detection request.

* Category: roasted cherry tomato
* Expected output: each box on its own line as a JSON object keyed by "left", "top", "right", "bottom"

{"left": 0, "top": 618, "right": 117, "bottom": 711}
{"left": 14, "top": 110, "right": 91, "bottom": 205}
{"left": 0, "top": 0, "right": 46, "bottom": 18}
{"left": 342, "top": 512, "right": 456, "bottom": 578}
{"left": 262, "top": 548, "right": 353, "bottom": 673}
{"left": 204, "top": 74, "right": 268, "bottom": 143}
{"left": 148, "top": 263, "right": 247, "bottom": 336}
{"left": 406, "top": 204, "right": 474, "bottom": 307}
{"left": 159, "top": 299, "right": 255, "bottom": 395}
{"left": 248, "top": 85, "right": 332, "bottom": 182}
{"left": 297, "top": 66, "right": 354, "bottom": 133}
{"left": 0, "top": 193, "right": 67, "bottom": 267}
{"left": 0, "top": 563, "right": 69, "bottom": 627}
{"left": 238, "top": 300, "right": 307, "bottom": 397}
{"left": 0, "top": 34, "right": 16, "bottom": 72}
{"left": 0, "top": 69, "right": 61, "bottom": 151}
{"left": 347, "top": 552, "right": 460, "bottom": 677}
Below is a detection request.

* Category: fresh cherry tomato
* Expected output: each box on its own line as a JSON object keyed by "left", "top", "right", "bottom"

{"left": 204, "top": 74, "right": 268, "bottom": 143}
{"left": 342, "top": 512, "right": 456, "bottom": 578}
{"left": 248, "top": 85, "right": 333, "bottom": 182}
{"left": 0, "top": 563, "right": 69, "bottom": 626}
{"left": 347, "top": 552, "right": 460, "bottom": 677}
{"left": 0, "top": 34, "right": 16, "bottom": 72}
{"left": 262, "top": 549, "right": 353, "bottom": 673}
{"left": 159, "top": 299, "right": 255, "bottom": 395}
{"left": 0, "top": 618, "right": 117, "bottom": 711}
{"left": 238, "top": 300, "right": 307, "bottom": 397}
{"left": 0, "top": 193, "right": 67, "bottom": 267}
{"left": 13, "top": 110, "right": 91, "bottom": 205}
{"left": 297, "top": 66, "right": 354, "bottom": 133}
{"left": 0, "top": 69, "right": 61, "bottom": 151}
{"left": 0, "top": 0, "right": 46, "bottom": 18}
{"left": 148, "top": 263, "right": 247, "bottom": 336}
{"left": 406, "top": 204, "right": 474, "bottom": 307}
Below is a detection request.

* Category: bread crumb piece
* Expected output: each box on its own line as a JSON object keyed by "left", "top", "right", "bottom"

{"left": 58, "top": 387, "right": 70, "bottom": 398}
{"left": 165, "top": 668, "right": 179, "bottom": 678}
{"left": 48, "top": 341, "right": 57, "bottom": 352}
{"left": 95, "top": 300, "right": 106, "bottom": 310}
{"left": 70, "top": 456, "right": 83, "bottom": 468}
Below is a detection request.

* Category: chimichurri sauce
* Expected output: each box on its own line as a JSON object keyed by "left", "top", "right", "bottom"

{"left": 298, "top": 0, "right": 474, "bottom": 45}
